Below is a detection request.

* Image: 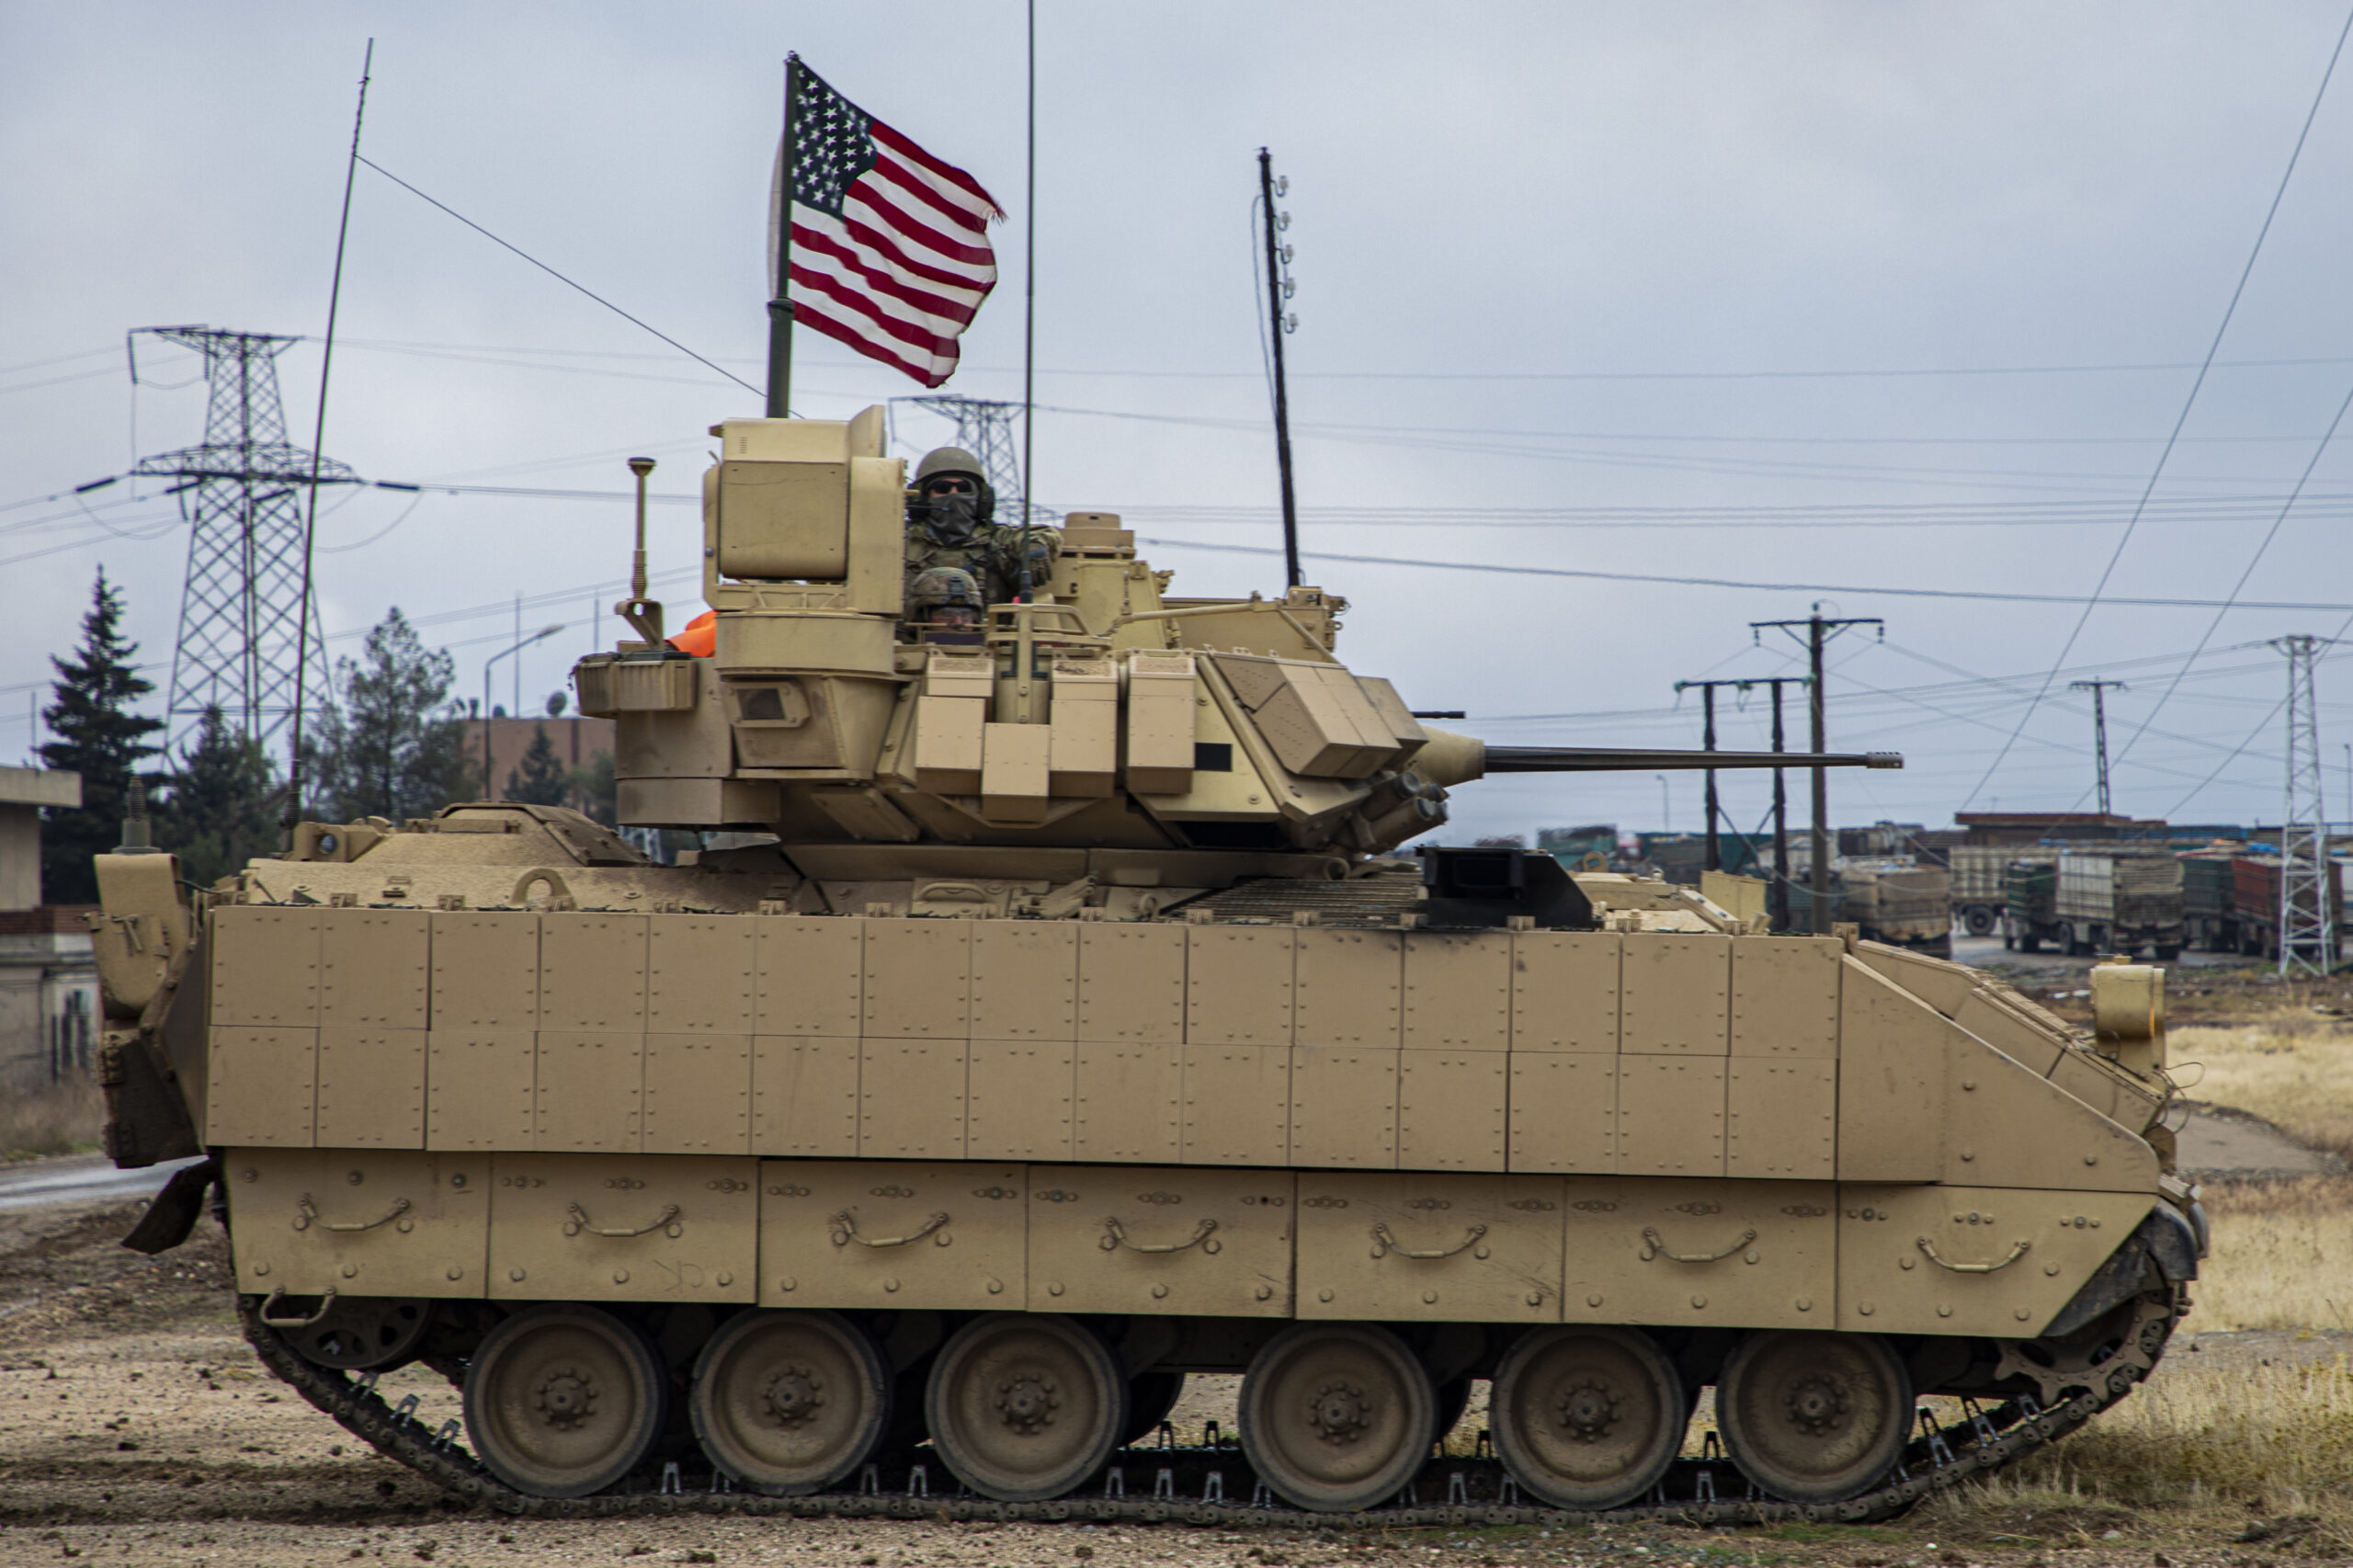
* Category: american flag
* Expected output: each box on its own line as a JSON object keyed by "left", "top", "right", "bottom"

{"left": 770, "top": 60, "right": 1002, "bottom": 389}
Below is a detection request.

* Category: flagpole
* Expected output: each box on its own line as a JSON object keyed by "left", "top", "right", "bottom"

{"left": 1018, "top": 0, "right": 1035, "bottom": 597}
{"left": 766, "top": 54, "right": 797, "bottom": 418}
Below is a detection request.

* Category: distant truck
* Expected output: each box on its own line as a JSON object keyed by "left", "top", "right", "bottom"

{"left": 2178, "top": 849, "right": 2240, "bottom": 953}
{"left": 2006, "top": 850, "right": 2184, "bottom": 959}
{"left": 1838, "top": 857, "right": 1952, "bottom": 956}
{"left": 2227, "top": 855, "right": 2343, "bottom": 964}
{"left": 1949, "top": 846, "right": 2052, "bottom": 937}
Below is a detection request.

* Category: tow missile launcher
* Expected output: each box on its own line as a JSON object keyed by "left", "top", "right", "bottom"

{"left": 87, "top": 408, "right": 2199, "bottom": 1523}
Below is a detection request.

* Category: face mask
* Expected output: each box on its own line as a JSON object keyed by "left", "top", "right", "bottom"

{"left": 926, "top": 493, "right": 981, "bottom": 542}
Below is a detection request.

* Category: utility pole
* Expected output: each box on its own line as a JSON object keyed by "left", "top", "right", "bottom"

{"left": 2274, "top": 635, "right": 2335, "bottom": 976}
{"left": 1767, "top": 679, "right": 1796, "bottom": 932}
{"left": 1752, "top": 608, "right": 1883, "bottom": 933}
{"left": 2068, "top": 678, "right": 2127, "bottom": 817}
{"left": 1256, "top": 149, "right": 1302, "bottom": 589}
{"left": 129, "top": 326, "right": 363, "bottom": 751}
{"left": 1673, "top": 678, "right": 1736, "bottom": 872}
{"left": 1676, "top": 676, "right": 1810, "bottom": 928}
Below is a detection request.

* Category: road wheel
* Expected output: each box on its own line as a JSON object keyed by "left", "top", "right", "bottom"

{"left": 280, "top": 1296, "right": 434, "bottom": 1371}
{"left": 926, "top": 1313, "right": 1126, "bottom": 1502}
{"left": 1239, "top": 1323, "right": 1436, "bottom": 1513}
{"left": 465, "top": 1304, "right": 666, "bottom": 1498}
{"left": 1431, "top": 1374, "right": 1474, "bottom": 1449}
{"left": 1490, "top": 1325, "right": 1684, "bottom": 1510}
{"left": 1715, "top": 1330, "right": 1910, "bottom": 1504}
{"left": 1963, "top": 907, "right": 1995, "bottom": 937}
{"left": 1121, "top": 1369, "right": 1187, "bottom": 1448}
{"left": 689, "top": 1309, "right": 890, "bottom": 1495}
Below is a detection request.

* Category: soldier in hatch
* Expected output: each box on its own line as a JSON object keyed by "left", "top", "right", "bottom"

{"left": 905, "top": 447, "right": 1058, "bottom": 610}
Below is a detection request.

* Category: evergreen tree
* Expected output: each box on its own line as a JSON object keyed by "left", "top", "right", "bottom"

{"left": 506, "top": 724, "right": 571, "bottom": 807}
{"left": 38, "top": 571, "right": 165, "bottom": 904}
{"left": 567, "top": 750, "right": 617, "bottom": 826}
{"left": 306, "top": 608, "right": 478, "bottom": 823}
{"left": 156, "top": 705, "right": 278, "bottom": 889}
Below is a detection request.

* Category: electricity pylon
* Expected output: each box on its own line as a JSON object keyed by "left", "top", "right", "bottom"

{"left": 129, "top": 326, "right": 362, "bottom": 748}
{"left": 2273, "top": 634, "right": 2336, "bottom": 976}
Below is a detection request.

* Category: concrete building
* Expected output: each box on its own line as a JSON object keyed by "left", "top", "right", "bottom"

{"left": 0, "top": 767, "right": 97, "bottom": 1092}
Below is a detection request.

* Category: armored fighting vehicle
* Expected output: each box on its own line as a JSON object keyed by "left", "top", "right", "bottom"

{"left": 88, "top": 407, "right": 2201, "bottom": 1526}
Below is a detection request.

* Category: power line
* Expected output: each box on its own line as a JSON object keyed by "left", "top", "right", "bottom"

{"left": 1961, "top": 2, "right": 2353, "bottom": 811}
{"left": 355, "top": 156, "right": 760, "bottom": 398}
{"left": 1132, "top": 535, "right": 2353, "bottom": 611}
{"left": 313, "top": 333, "right": 2353, "bottom": 383}
{"left": 2107, "top": 368, "right": 2353, "bottom": 782}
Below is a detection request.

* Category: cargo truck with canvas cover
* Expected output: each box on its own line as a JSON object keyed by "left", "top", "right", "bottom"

{"left": 1835, "top": 858, "right": 1950, "bottom": 957}
{"left": 1950, "top": 846, "right": 2052, "bottom": 939}
{"left": 2056, "top": 851, "right": 2186, "bottom": 961}
{"left": 84, "top": 407, "right": 2201, "bottom": 1527}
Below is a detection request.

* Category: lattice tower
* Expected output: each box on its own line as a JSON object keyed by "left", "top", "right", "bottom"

{"left": 901, "top": 393, "right": 1051, "bottom": 521}
{"left": 2273, "top": 633, "right": 2336, "bottom": 976}
{"left": 130, "top": 327, "right": 361, "bottom": 748}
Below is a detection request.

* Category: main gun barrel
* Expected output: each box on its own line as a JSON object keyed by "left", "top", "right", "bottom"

{"left": 1483, "top": 746, "right": 1902, "bottom": 773}
{"left": 1410, "top": 728, "right": 1901, "bottom": 788}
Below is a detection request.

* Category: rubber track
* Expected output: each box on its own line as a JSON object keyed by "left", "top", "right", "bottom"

{"left": 238, "top": 1296, "right": 2140, "bottom": 1530}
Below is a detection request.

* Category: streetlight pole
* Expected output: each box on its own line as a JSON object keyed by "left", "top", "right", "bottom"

{"left": 483, "top": 624, "right": 564, "bottom": 800}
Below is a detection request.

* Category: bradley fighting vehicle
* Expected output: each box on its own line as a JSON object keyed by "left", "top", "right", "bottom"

{"left": 88, "top": 407, "right": 2202, "bottom": 1525}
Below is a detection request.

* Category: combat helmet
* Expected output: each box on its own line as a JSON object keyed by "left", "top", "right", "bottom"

{"left": 914, "top": 446, "right": 995, "bottom": 531}
{"left": 906, "top": 565, "right": 985, "bottom": 641}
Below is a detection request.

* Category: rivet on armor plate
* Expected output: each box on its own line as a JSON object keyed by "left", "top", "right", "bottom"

{"left": 2016, "top": 1308, "right": 2033, "bottom": 1321}
{"left": 885, "top": 1278, "right": 902, "bottom": 1293}
{"left": 1795, "top": 1298, "right": 1812, "bottom": 1312}
{"left": 1472, "top": 1246, "right": 1490, "bottom": 1260}
{"left": 1422, "top": 1290, "right": 1438, "bottom": 1305}
{"left": 2044, "top": 1264, "right": 2061, "bottom": 1277}
{"left": 1047, "top": 1282, "right": 1063, "bottom": 1297}
{"left": 1690, "top": 1295, "right": 1706, "bottom": 1310}
{"left": 341, "top": 1266, "right": 358, "bottom": 1279}
{"left": 779, "top": 1277, "right": 797, "bottom": 1292}
{"left": 717, "top": 1273, "right": 733, "bottom": 1288}
{"left": 1586, "top": 1294, "right": 1603, "bottom": 1308}
{"left": 2090, "top": 1219, "right": 2101, "bottom": 1228}
{"left": 1256, "top": 1285, "right": 1274, "bottom": 1301}
{"left": 1960, "top": 1150, "right": 1974, "bottom": 1162}
{"left": 1318, "top": 1289, "right": 1336, "bottom": 1303}
{"left": 509, "top": 1268, "right": 526, "bottom": 1282}
{"left": 613, "top": 1270, "right": 629, "bottom": 1284}
{"left": 347, "top": 1170, "right": 363, "bottom": 1186}
{"left": 1961, "top": 1079, "right": 1976, "bottom": 1091}
{"left": 1938, "top": 1304, "right": 1952, "bottom": 1318}
{"left": 1899, "top": 1257, "right": 1915, "bottom": 1270}
{"left": 2085, "top": 1153, "right": 2098, "bottom": 1165}
{"left": 1744, "top": 1250, "right": 1760, "bottom": 1265}
{"left": 240, "top": 1168, "right": 257, "bottom": 1183}
{"left": 449, "top": 1174, "right": 467, "bottom": 1189}
{"left": 1152, "top": 1285, "right": 1169, "bottom": 1300}
{"left": 447, "top": 1267, "right": 464, "bottom": 1282}
{"left": 253, "top": 1262, "right": 269, "bottom": 1277}
{"left": 1858, "top": 1302, "right": 1874, "bottom": 1316}
{"left": 1525, "top": 1292, "right": 1542, "bottom": 1307}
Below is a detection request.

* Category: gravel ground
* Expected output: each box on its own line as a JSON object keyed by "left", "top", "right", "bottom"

{"left": 0, "top": 1179, "right": 2318, "bottom": 1566}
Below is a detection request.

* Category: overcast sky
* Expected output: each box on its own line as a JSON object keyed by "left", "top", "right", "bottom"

{"left": 10, "top": 3, "right": 2353, "bottom": 846}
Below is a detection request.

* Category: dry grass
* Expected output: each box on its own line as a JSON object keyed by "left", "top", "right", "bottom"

{"left": 0, "top": 1074, "right": 104, "bottom": 1160}
{"left": 1930, "top": 1348, "right": 2353, "bottom": 1552}
{"left": 2189, "top": 1176, "right": 2353, "bottom": 1332}
{"left": 2170, "top": 1015, "right": 2353, "bottom": 1164}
